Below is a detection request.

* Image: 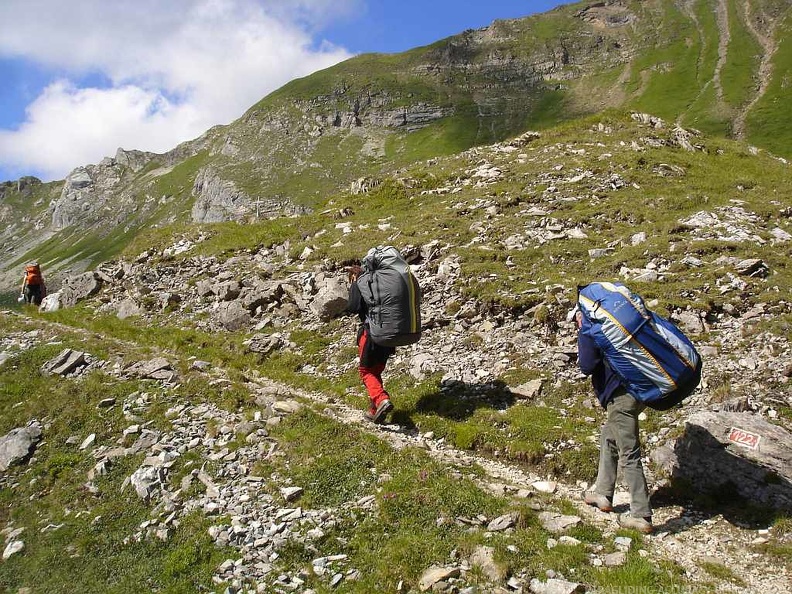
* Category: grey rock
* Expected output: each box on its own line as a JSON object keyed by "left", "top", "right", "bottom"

{"left": 529, "top": 578, "right": 583, "bottom": 594}
{"left": 240, "top": 281, "right": 285, "bottom": 312}
{"left": 245, "top": 334, "right": 283, "bottom": 356}
{"left": 603, "top": 551, "right": 627, "bottom": 566}
{"left": 216, "top": 301, "right": 251, "bottom": 331}
{"left": 0, "top": 422, "right": 43, "bottom": 471}
{"left": 191, "top": 360, "right": 212, "bottom": 371}
{"left": 410, "top": 353, "right": 439, "bottom": 380}
{"left": 469, "top": 545, "right": 505, "bottom": 583}
{"left": 588, "top": 248, "right": 612, "bottom": 259}
{"left": 39, "top": 292, "right": 62, "bottom": 312}
{"left": 280, "top": 486, "right": 304, "bottom": 502}
{"left": 130, "top": 466, "right": 162, "bottom": 501}
{"left": 510, "top": 379, "right": 543, "bottom": 400}
{"left": 531, "top": 480, "right": 557, "bottom": 494}
{"left": 632, "top": 269, "right": 659, "bottom": 283}
{"left": 196, "top": 279, "right": 215, "bottom": 297}
{"left": 115, "top": 148, "right": 155, "bottom": 172}
{"left": 487, "top": 512, "right": 519, "bottom": 532}
{"left": 419, "top": 566, "right": 461, "bottom": 592}
{"left": 191, "top": 168, "right": 251, "bottom": 223}
{"left": 652, "top": 411, "right": 792, "bottom": 509}
{"left": 735, "top": 258, "right": 768, "bottom": 277}
{"left": 538, "top": 512, "right": 581, "bottom": 533}
{"left": 125, "top": 358, "right": 174, "bottom": 380}
{"left": 771, "top": 227, "right": 792, "bottom": 242}
{"left": 42, "top": 348, "right": 87, "bottom": 376}
{"left": 271, "top": 400, "right": 302, "bottom": 414}
{"left": 310, "top": 278, "right": 349, "bottom": 321}
{"left": 79, "top": 433, "right": 96, "bottom": 450}
{"left": 673, "top": 310, "right": 705, "bottom": 335}
{"left": 2, "top": 540, "right": 24, "bottom": 560}
{"left": 215, "top": 280, "right": 241, "bottom": 301}
{"left": 60, "top": 272, "right": 102, "bottom": 308}
{"left": 117, "top": 298, "right": 144, "bottom": 319}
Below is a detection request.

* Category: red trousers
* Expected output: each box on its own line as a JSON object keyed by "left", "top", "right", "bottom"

{"left": 358, "top": 330, "right": 390, "bottom": 407}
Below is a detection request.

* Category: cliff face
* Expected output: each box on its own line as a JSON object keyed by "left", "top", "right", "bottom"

{"left": 1, "top": 0, "right": 790, "bottom": 290}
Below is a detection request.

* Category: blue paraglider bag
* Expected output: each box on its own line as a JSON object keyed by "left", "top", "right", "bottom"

{"left": 577, "top": 282, "right": 702, "bottom": 410}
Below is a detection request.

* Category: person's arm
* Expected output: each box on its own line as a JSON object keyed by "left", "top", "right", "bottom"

{"left": 577, "top": 331, "right": 602, "bottom": 377}
{"left": 346, "top": 281, "right": 363, "bottom": 315}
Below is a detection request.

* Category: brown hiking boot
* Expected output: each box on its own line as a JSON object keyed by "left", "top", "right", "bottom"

{"left": 583, "top": 491, "right": 613, "bottom": 512}
{"left": 364, "top": 399, "right": 393, "bottom": 424}
{"left": 618, "top": 513, "right": 653, "bottom": 534}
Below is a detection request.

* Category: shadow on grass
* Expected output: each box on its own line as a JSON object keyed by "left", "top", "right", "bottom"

{"left": 413, "top": 378, "right": 517, "bottom": 421}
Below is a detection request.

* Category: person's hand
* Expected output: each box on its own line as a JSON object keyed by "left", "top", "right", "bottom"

{"left": 575, "top": 310, "right": 583, "bottom": 329}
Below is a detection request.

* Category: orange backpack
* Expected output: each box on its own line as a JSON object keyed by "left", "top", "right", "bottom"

{"left": 25, "top": 265, "right": 42, "bottom": 285}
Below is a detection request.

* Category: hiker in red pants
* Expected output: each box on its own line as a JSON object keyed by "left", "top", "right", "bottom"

{"left": 347, "top": 265, "right": 395, "bottom": 423}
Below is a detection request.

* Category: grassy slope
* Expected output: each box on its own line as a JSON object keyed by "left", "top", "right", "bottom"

{"left": 745, "top": 11, "right": 792, "bottom": 153}
{"left": 4, "top": 111, "right": 791, "bottom": 591}
{"left": 0, "top": 314, "right": 697, "bottom": 594}
{"left": 681, "top": 0, "right": 731, "bottom": 135}
{"left": 0, "top": 324, "right": 230, "bottom": 594}
{"left": 90, "top": 113, "right": 792, "bottom": 471}
{"left": 721, "top": 0, "right": 763, "bottom": 109}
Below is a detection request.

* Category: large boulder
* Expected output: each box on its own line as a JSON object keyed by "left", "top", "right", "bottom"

{"left": 41, "top": 348, "right": 87, "bottom": 376}
{"left": 310, "top": 278, "right": 349, "bottom": 321}
{"left": 0, "top": 422, "right": 43, "bottom": 471}
{"left": 39, "top": 292, "right": 62, "bottom": 312}
{"left": 215, "top": 301, "right": 251, "bottom": 331}
{"left": 239, "top": 280, "right": 285, "bottom": 312}
{"left": 116, "top": 298, "right": 144, "bottom": 319}
{"left": 652, "top": 411, "right": 792, "bottom": 510}
{"left": 60, "top": 272, "right": 102, "bottom": 307}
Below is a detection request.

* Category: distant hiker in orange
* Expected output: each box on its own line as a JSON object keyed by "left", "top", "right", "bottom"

{"left": 21, "top": 261, "right": 46, "bottom": 306}
{"left": 346, "top": 264, "right": 395, "bottom": 424}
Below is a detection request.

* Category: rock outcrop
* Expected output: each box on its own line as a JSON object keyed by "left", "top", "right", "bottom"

{"left": 653, "top": 412, "right": 792, "bottom": 510}
{"left": 0, "top": 422, "right": 42, "bottom": 471}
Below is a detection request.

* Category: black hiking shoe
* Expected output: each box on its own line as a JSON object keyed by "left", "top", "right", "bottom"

{"left": 364, "top": 399, "right": 393, "bottom": 424}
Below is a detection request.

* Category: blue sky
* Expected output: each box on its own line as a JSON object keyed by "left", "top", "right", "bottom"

{"left": 0, "top": 0, "right": 574, "bottom": 183}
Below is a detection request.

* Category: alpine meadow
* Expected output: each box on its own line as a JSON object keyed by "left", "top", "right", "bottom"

{"left": 1, "top": 1, "right": 791, "bottom": 593}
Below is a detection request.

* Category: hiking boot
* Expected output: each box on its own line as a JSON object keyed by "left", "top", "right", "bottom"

{"left": 618, "top": 513, "right": 653, "bottom": 534}
{"left": 364, "top": 399, "right": 393, "bottom": 424}
{"left": 583, "top": 491, "right": 613, "bottom": 512}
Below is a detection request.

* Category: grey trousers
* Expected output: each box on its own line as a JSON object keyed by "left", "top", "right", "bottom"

{"left": 594, "top": 391, "right": 652, "bottom": 518}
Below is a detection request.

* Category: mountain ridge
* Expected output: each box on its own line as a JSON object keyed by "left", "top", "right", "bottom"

{"left": 1, "top": 0, "right": 790, "bottom": 292}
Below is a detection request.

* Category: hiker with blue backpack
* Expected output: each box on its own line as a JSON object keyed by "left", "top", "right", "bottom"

{"left": 574, "top": 282, "right": 702, "bottom": 534}
{"left": 346, "top": 246, "right": 422, "bottom": 424}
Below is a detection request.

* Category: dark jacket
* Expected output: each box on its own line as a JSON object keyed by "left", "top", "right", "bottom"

{"left": 577, "top": 331, "right": 623, "bottom": 407}
{"left": 346, "top": 282, "right": 367, "bottom": 325}
{"left": 347, "top": 281, "right": 395, "bottom": 366}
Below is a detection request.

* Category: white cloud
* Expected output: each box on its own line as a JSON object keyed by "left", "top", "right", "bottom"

{"left": 0, "top": 0, "right": 355, "bottom": 180}
{"left": 0, "top": 82, "right": 204, "bottom": 179}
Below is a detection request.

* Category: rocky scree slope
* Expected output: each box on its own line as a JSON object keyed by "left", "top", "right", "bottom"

{"left": 8, "top": 115, "right": 791, "bottom": 590}
{"left": 0, "top": 315, "right": 790, "bottom": 594}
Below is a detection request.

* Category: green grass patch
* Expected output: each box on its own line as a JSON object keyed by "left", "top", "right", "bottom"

{"left": 698, "top": 560, "right": 747, "bottom": 586}
{"left": 745, "top": 12, "right": 792, "bottom": 158}
{"left": 721, "top": 0, "right": 762, "bottom": 109}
